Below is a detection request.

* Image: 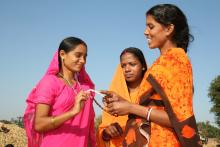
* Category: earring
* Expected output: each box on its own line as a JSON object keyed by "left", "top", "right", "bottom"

{"left": 142, "top": 68, "right": 145, "bottom": 71}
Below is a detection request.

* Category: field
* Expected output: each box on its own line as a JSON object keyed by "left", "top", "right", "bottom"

{"left": 0, "top": 122, "right": 219, "bottom": 147}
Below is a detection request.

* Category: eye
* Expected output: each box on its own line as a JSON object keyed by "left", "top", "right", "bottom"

{"left": 148, "top": 24, "right": 154, "bottom": 30}
{"left": 74, "top": 53, "right": 81, "bottom": 58}
{"left": 129, "top": 61, "right": 137, "bottom": 67}
{"left": 121, "top": 64, "right": 126, "bottom": 68}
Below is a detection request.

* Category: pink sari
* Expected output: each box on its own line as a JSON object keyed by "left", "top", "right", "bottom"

{"left": 23, "top": 51, "right": 96, "bottom": 147}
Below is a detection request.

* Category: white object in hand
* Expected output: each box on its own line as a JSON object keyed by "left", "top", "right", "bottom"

{"left": 86, "top": 89, "right": 105, "bottom": 97}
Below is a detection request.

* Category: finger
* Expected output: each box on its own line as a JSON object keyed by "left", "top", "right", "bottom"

{"left": 115, "top": 123, "right": 123, "bottom": 135}
{"left": 100, "top": 90, "right": 113, "bottom": 97}
{"left": 81, "top": 96, "right": 88, "bottom": 101}
{"left": 84, "top": 91, "right": 91, "bottom": 97}
{"left": 107, "top": 97, "right": 118, "bottom": 103}
{"left": 112, "top": 123, "right": 122, "bottom": 136}
{"left": 109, "top": 125, "right": 120, "bottom": 137}
{"left": 113, "top": 113, "right": 118, "bottom": 117}
{"left": 105, "top": 106, "right": 116, "bottom": 115}
{"left": 85, "top": 93, "right": 91, "bottom": 99}
{"left": 102, "top": 98, "right": 108, "bottom": 105}
{"left": 79, "top": 93, "right": 89, "bottom": 101}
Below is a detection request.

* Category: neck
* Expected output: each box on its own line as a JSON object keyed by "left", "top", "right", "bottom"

{"left": 159, "top": 41, "right": 177, "bottom": 55}
{"left": 127, "top": 78, "right": 142, "bottom": 93}
{"left": 58, "top": 69, "right": 76, "bottom": 85}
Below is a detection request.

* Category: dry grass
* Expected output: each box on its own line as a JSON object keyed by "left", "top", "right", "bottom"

{"left": 0, "top": 121, "right": 219, "bottom": 147}
{"left": 203, "top": 138, "right": 220, "bottom": 147}
{"left": 0, "top": 122, "right": 27, "bottom": 147}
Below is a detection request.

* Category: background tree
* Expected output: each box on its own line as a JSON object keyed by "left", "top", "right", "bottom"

{"left": 10, "top": 116, "right": 24, "bottom": 128}
{"left": 95, "top": 115, "right": 102, "bottom": 131}
{"left": 208, "top": 75, "right": 220, "bottom": 127}
{"left": 197, "top": 121, "right": 220, "bottom": 138}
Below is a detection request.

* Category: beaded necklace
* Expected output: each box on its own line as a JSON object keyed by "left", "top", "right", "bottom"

{"left": 58, "top": 72, "right": 80, "bottom": 94}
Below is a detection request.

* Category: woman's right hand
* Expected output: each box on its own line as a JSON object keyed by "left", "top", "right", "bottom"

{"left": 103, "top": 122, "right": 123, "bottom": 139}
{"left": 101, "top": 90, "right": 132, "bottom": 116}
{"left": 71, "top": 90, "right": 89, "bottom": 114}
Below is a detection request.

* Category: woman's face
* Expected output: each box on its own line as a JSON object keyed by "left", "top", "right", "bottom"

{"left": 61, "top": 44, "right": 87, "bottom": 73}
{"left": 120, "top": 52, "right": 143, "bottom": 83}
{"left": 144, "top": 15, "right": 169, "bottom": 49}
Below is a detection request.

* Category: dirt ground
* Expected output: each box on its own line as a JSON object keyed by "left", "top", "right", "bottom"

{"left": 203, "top": 138, "right": 220, "bottom": 147}
{"left": 1, "top": 122, "right": 219, "bottom": 147}
{"left": 0, "top": 122, "right": 27, "bottom": 147}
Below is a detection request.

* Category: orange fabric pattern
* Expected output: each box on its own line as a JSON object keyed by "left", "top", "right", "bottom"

{"left": 181, "top": 125, "right": 196, "bottom": 139}
{"left": 137, "top": 48, "right": 194, "bottom": 147}
{"left": 124, "top": 128, "right": 136, "bottom": 145}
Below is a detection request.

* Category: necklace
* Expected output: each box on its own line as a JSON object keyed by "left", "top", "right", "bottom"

{"left": 58, "top": 72, "right": 74, "bottom": 86}
{"left": 58, "top": 72, "right": 80, "bottom": 94}
{"left": 58, "top": 73, "right": 115, "bottom": 116}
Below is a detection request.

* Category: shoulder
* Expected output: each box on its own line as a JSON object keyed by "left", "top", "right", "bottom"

{"left": 167, "top": 48, "right": 191, "bottom": 65}
{"left": 37, "top": 74, "right": 60, "bottom": 91}
{"left": 40, "top": 74, "right": 58, "bottom": 83}
{"left": 153, "top": 48, "right": 191, "bottom": 70}
{"left": 149, "top": 48, "right": 192, "bottom": 82}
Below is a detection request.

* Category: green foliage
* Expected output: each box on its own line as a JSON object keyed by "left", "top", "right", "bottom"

{"left": 95, "top": 115, "right": 102, "bottom": 131}
{"left": 197, "top": 121, "right": 220, "bottom": 138}
{"left": 208, "top": 75, "right": 220, "bottom": 127}
{"left": 10, "top": 116, "right": 24, "bottom": 128}
{"left": 0, "top": 120, "right": 12, "bottom": 124}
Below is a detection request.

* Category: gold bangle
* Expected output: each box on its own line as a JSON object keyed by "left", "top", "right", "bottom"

{"left": 51, "top": 116, "right": 56, "bottom": 128}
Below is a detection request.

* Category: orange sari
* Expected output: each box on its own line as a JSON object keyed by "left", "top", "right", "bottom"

{"left": 97, "top": 65, "right": 145, "bottom": 147}
{"left": 124, "top": 48, "right": 198, "bottom": 147}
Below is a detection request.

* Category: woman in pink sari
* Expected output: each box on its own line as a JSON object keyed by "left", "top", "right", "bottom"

{"left": 23, "top": 37, "right": 96, "bottom": 147}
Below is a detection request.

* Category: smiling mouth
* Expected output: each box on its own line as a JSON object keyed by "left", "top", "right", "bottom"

{"left": 125, "top": 74, "right": 133, "bottom": 78}
{"left": 76, "top": 64, "right": 83, "bottom": 67}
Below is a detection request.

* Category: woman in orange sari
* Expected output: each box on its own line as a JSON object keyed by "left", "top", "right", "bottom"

{"left": 97, "top": 47, "right": 147, "bottom": 147}
{"left": 102, "top": 4, "right": 201, "bottom": 147}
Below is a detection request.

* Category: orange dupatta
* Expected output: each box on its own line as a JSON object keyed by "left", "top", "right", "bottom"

{"left": 97, "top": 65, "right": 144, "bottom": 147}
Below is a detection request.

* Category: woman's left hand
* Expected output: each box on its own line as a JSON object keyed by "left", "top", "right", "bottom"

{"left": 101, "top": 90, "right": 132, "bottom": 116}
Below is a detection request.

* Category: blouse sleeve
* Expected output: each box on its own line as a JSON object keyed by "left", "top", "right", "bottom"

{"left": 34, "top": 75, "right": 57, "bottom": 105}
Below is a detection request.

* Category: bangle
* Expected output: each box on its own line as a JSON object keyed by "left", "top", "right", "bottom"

{"left": 51, "top": 116, "right": 56, "bottom": 128}
{"left": 147, "top": 108, "right": 153, "bottom": 122}
{"left": 146, "top": 107, "right": 150, "bottom": 118}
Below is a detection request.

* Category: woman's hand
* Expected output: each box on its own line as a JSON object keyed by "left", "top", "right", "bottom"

{"left": 101, "top": 90, "right": 132, "bottom": 116}
{"left": 71, "top": 90, "right": 90, "bottom": 114}
{"left": 103, "top": 122, "right": 123, "bottom": 139}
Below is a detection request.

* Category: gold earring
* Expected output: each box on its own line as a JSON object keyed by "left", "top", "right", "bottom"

{"left": 142, "top": 68, "right": 145, "bottom": 71}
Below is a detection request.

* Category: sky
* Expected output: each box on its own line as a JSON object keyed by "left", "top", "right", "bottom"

{"left": 0, "top": 0, "right": 219, "bottom": 127}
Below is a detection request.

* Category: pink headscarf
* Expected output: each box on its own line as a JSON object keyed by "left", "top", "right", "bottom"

{"left": 23, "top": 50, "right": 94, "bottom": 147}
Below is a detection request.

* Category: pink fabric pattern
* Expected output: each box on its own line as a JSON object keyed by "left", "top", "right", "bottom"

{"left": 23, "top": 51, "right": 96, "bottom": 147}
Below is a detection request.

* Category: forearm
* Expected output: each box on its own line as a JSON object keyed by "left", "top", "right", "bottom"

{"left": 129, "top": 104, "right": 172, "bottom": 128}
{"left": 35, "top": 109, "right": 78, "bottom": 132}
{"left": 149, "top": 108, "right": 171, "bottom": 127}
{"left": 129, "top": 103, "right": 148, "bottom": 118}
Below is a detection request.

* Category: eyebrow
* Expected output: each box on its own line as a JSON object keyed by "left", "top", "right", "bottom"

{"left": 75, "top": 52, "right": 87, "bottom": 56}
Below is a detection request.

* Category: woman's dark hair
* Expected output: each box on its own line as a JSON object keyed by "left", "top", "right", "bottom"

{"left": 146, "top": 4, "right": 193, "bottom": 52}
{"left": 5, "top": 144, "right": 14, "bottom": 147}
{"left": 58, "top": 36, "right": 87, "bottom": 69}
{"left": 120, "top": 47, "right": 147, "bottom": 75}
